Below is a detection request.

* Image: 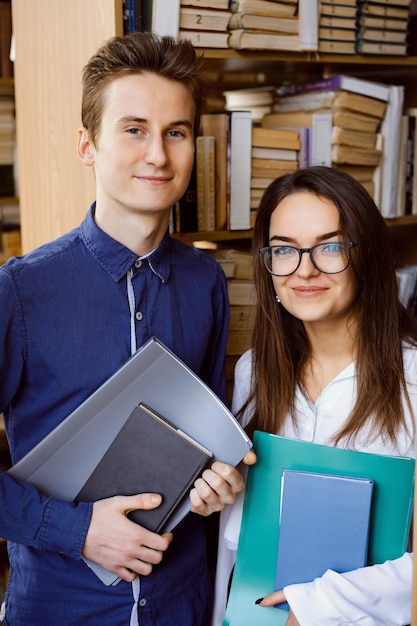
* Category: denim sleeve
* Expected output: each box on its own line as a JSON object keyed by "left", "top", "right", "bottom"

{"left": 0, "top": 267, "right": 93, "bottom": 558}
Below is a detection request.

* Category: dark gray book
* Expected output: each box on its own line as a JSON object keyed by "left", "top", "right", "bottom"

{"left": 75, "top": 402, "right": 212, "bottom": 533}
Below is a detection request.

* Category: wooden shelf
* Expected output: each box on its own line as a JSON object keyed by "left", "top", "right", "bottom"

{"left": 0, "top": 77, "right": 13, "bottom": 97}
{"left": 173, "top": 216, "right": 417, "bottom": 245}
{"left": 199, "top": 49, "right": 417, "bottom": 67}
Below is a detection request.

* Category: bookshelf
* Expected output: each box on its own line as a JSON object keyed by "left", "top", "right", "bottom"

{"left": 5, "top": 3, "right": 417, "bottom": 623}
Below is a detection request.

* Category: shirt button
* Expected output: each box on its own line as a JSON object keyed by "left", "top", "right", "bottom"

{"left": 135, "top": 311, "right": 143, "bottom": 321}
{"left": 135, "top": 259, "right": 142, "bottom": 268}
{"left": 139, "top": 598, "right": 147, "bottom": 607}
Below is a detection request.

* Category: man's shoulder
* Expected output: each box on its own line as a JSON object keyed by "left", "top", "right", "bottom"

{"left": 2, "top": 227, "right": 82, "bottom": 275}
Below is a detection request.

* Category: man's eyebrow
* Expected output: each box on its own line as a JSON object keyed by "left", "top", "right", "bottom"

{"left": 118, "top": 115, "right": 193, "bottom": 130}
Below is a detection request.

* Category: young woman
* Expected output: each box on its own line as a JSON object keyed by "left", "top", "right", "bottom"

{"left": 213, "top": 166, "right": 417, "bottom": 626}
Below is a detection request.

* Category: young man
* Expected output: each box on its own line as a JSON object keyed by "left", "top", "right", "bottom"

{"left": 0, "top": 32, "right": 254, "bottom": 625}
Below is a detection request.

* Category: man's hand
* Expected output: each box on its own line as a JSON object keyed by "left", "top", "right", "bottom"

{"left": 83, "top": 493, "right": 172, "bottom": 582}
{"left": 256, "top": 591, "right": 300, "bottom": 626}
{"left": 189, "top": 449, "right": 257, "bottom": 516}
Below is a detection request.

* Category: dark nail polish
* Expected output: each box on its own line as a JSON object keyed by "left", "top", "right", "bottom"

{"left": 255, "top": 598, "right": 264, "bottom": 605}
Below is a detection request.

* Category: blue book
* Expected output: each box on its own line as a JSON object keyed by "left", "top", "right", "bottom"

{"left": 275, "top": 470, "right": 374, "bottom": 610}
{"left": 223, "top": 432, "right": 415, "bottom": 626}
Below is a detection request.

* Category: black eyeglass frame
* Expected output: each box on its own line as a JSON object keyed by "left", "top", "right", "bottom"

{"left": 259, "top": 242, "right": 357, "bottom": 277}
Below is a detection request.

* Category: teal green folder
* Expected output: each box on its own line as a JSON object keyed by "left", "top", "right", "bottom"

{"left": 223, "top": 431, "right": 415, "bottom": 626}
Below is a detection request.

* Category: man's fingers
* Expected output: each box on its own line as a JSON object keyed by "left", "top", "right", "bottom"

{"left": 122, "top": 493, "right": 163, "bottom": 513}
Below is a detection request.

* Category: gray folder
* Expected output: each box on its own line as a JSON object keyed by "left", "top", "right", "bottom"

{"left": 9, "top": 336, "right": 252, "bottom": 585}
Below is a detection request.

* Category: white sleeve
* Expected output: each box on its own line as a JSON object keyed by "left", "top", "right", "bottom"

{"left": 284, "top": 552, "right": 412, "bottom": 626}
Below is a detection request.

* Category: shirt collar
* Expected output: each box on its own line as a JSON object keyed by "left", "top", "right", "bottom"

{"left": 79, "top": 203, "right": 171, "bottom": 283}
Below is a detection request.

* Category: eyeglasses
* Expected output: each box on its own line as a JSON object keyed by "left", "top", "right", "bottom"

{"left": 259, "top": 242, "right": 356, "bottom": 277}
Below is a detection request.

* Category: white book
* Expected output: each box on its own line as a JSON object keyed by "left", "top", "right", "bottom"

{"left": 310, "top": 113, "right": 332, "bottom": 166}
{"left": 152, "top": 0, "right": 180, "bottom": 38}
{"left": 379, "top": 85, "right": 405, "bottom": 218}
{"left": 299, "top": 0, "right": 319, "bottom": 50}
{"left": 229, "top": 111, "right": 252, "bottom": 230}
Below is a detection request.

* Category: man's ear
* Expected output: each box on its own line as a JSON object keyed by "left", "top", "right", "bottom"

{"left": 77, "top": 127, "right": 95, "bottom": 166}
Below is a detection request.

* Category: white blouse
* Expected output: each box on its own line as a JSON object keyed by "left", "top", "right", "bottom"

{"left": 212, "top": 347, "right": 417, "bottom": 626}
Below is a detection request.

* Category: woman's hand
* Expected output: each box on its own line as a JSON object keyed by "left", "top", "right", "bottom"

{"left": 256, "top": 590, "right": 300, "bottom": 626}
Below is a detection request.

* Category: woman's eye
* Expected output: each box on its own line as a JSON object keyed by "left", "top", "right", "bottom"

{"left": 275, "top": 247, "right": 295, "bottom": 257}
{"left": 322, "top": 243, "right": 342, "bottom": 254}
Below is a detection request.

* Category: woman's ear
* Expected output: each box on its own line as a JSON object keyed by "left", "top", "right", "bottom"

{"left": 77, "top": 127, "right": 95, "bottom": 166}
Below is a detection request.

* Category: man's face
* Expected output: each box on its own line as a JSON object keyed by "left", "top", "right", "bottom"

{"left": 86, "top": 72, "right": 196, "bottom": 220}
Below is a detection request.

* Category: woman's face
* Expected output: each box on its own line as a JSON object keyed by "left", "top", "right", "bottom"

{"left": 268, "top": 191, "right": 357, "bottom": 331}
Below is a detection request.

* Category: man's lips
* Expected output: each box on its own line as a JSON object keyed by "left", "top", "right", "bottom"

{"left": 135, "top": 175, "right": 172, "bottom": 185}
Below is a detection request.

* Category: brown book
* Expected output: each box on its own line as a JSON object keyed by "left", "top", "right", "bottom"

{"left": 228, "top": 12, "right": 298, "bottom": 34}
{"left": 318, "top": 39, "right": 356, "bottom": 54}
{"left": 229, "top": 0, "right": 297, "bottom": 17}
{"left": 200, "top": 113, "right": 229, "bottom": 230}
{"left": 178, "top": 29, "right": 229, "bottom": 48}
{"left": 251, "top": 163, "right": 298, "bottom": 179}
{"left": 216, "top": 248, "right": 254, "bottom": 280}
{"left": 332, "top": 126, "right": 377, "bottom": 150}
{"left": 179, "top": 7, "right": 231, "bottom": 31}
{"left": 229, "top": 305, "right": 256, "bottom": 331}
{"left": 320, "top": 3, "right": 357, "bottom": 17}
{"left": 251, "top": 176, "right": 275, "bottom": 189}
{"left": 252, "top": 127, "right": 300, "bottom": 151}
{"left": 227, "top": 329, "right": 253, "bottom": 355}
{"left": 263, "top": 110, "right": 381, "bottom": 134}
{"left": 228, "top": 29, "right": 299, "bottom": 51}
{"left": 331, "top": 144, "right": 382, "bottom": 167}
{"left": 319, "top": 15, "right": 356, "bottom": 29}
{"left": 356, "top": 40, "right": 408, "bottom": 55}
{"left": 274, "top": 90, "right": 387, "bottom": 120}
{"left": 180, "top": 0, "right": 230, "bottom": 8}
{"left": 196, "top": 135, "right": 216, "bottom": 231}
{"left": 358, "top": 2, "right": 410, "bottom": 19}
{"left": 357, "top": 15, "right": 409, "bottom": 30}
{"left": 227, "top": 279, "right": 256, "bottom": 306}
{"left": 319, "top": 27, "right": 356, "bottom": 41}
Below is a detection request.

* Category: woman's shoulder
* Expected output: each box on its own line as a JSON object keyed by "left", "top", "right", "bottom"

{"left": 231, "top": 349, "right": 253, "bottom": 418}
{"left": 235, "top": 348, "right": 253, "bottom": 377}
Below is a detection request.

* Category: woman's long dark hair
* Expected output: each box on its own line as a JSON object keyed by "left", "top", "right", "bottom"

{"left": 244, "top": 166, "right": 417, "bottom": 446}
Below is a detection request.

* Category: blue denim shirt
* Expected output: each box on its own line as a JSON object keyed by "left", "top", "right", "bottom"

{"left": 0, "top": 205, "right": 229, "bottom": 625}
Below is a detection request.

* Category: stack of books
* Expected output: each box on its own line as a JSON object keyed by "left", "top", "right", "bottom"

{"left": 227, "top": 0, "right": 299, "bottom": 50}
{"left": 250, "top": 126, "right": 299, "bottom": 222}
{"left": 318, "top": 0, "right": 358, "bottom": 53}
{"left": 206, "top": 246, "right": 256, "bottom": 384}
{"left": 356, "top": 1, "right": 411, "bottom": 56}
{"left": 178, "top": 0, "right": 231, "bottom": 48}
{"left": 267, "top": 75, "right": 394, "bottom": 206}
{"left": 200, "top": 110, "right": 252, "bottom": 232}
{"left": 223, "top": 85, "right": 275, "bottom": 123}
{"left": 0, "top": 96, "right": 15, "bottom": 198}
{"left": 319, "top": 0, "right": 357, "bottom": 52}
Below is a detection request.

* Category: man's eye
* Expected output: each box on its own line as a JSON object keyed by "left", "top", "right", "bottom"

{"left": 167, "top": 129, "right": 185, "bottom": 138}
{"left": 127, "top": 127, "right": 140, "bottom": 135}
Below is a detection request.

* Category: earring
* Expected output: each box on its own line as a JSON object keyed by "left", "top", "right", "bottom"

{"left": 275, "top": 295, "right": 280, "bottom": 304}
